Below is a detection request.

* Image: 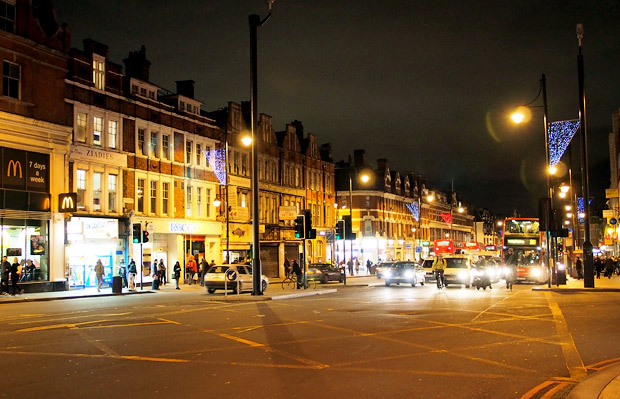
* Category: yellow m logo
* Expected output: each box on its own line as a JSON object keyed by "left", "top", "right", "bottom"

{"left": 61, "top": 196, "right": 74, "bottom": 210}
{"left": 7, "top": 160, "right": 22, "bottom": 178}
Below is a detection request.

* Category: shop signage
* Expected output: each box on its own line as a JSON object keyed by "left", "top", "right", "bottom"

{"left": 279, "top": 206, "right": 297, "bottom": 220}
{"left": 59, "top": 193, "right": 78, "bottom": 212}
{"left": 603, "top": 210, "right": 614, "bottom": 218}
{"left": 169, "top": 222, "right": 195, "bottom": 233}
{"left": 606, "top": 189, "right": 618, "bottom": 199}
{"left": 0, "top": 148, "right": 49, "bottom": 192}
{"left": 422, "top": 241, "right": 430, "bottom": 246}
{"left": 69, "top": 144, "right": 128, "bottom": 168}
{"left": 230, "top": 206, "right": 249, "bottom": 221}
{"left": 82, "top": 218, "right": 119, "bottom": 239}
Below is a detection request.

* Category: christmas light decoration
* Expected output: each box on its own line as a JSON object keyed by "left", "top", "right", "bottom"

{"left": 205, "top": 148, "right": 227, "bottom": 185}
{"left": 406, "top": 202, "right": 419, "bottom": 222}
{"left": 548, "top": 120, "right": 580, "bottom": 166}
{"left": 578, "top": 197, "right": 584, "bottom": 224}
{"left": 441, "top": 212, "right": 452, "bottom": 227}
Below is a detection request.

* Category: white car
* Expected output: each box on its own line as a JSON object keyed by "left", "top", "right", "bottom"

{"left": 205, "top": 264, "right": 269, "bottom": 294}
{"left": 441, "top": 255, "right": 473, "bottom": 288}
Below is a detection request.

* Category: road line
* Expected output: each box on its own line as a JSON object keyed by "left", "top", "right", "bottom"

{"left": 520, "top": 380, "right": 555, "bottom": 399}
{"left": 219, "top": 333, "right": 264, "bottom": 347}
{"left": 16, "top": 320, "right": 108, "bottom": 332}
{"left": 541, "top": 382, "right": 571, "bottom": 399}
{"left": 544, "top": 292, "right": 588, "bottom": 380}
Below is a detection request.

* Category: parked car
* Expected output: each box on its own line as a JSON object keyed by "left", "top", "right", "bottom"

{"left": 375, "top": 261, "right": 397, "bottom": 279}
{"left": 205, "top": 264, "right": 269, "bottom": 294}
{"left": 421, "top": 257, "right": 436, "bottom": 282}
{"left": 442, "top": 255, "right": 473, "bottom": 288}
{"left": 307, "top": 263, "right": 343, "bottom": 283}
{"left": 382, "top": 261, "right": 426, "bottom": 287}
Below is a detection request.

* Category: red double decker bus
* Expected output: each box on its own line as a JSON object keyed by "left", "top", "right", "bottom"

{"left": 434, "top": 239, "right": 455, "bottom": 255}
{"left": 501, "top": 218, "right": 548, "bottom": 284}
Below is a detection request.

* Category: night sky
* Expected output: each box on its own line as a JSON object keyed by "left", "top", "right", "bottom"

{"left": 54, "top": 1, "right": 620, "bottom": 216}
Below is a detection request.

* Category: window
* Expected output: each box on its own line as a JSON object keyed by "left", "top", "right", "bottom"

{"left": 138, "top": 129, "right": 145, "bottom": 156}
{"left": 196, "top": 187, "right": 202, "bottom": 217}
{"left": 2, "top": 61, "right": 19, "bottom": 99}
{"left": 234, "top": 152, "right": 239, "bottom": 174}
{"left": 137, "top": 179, "right": 145, "bottom": 213}
{"left": 93, "top": 172, "right": 102, "bottom": 211}
{"left": 186, "top": 140, "right": 192, "bottom": 164}
{"left": 92, "top": 56, "right": 105, "bottom": 90}
{"left": 205, "top": 146, "right": 211, "bottom": 166}
{"left": 162, "top": 182, "right": 169, "bottom": 215}
{"left": 108, "top": 174, "right": 117, "bottom": 212}
{"left": 77, "top": 169, "right": 86, "bottom": 210}
{"left": 150, "top": 181, "right": 157, "bottom": 214}
{"left": 242, "top": 154, "right": 248, "bottom": 176}
{"left": 131, "top": 85, "right": 138, "bottom": 95}
{"left": 240, "top": 193, "right": 247, "bottom": 208}
{"left": 108, "top": 121, "right": 117, "bottom": 149}
{"left": 196, "top": 144, "right": 201, "bottom": 166}
{"left": 180, "top": 101, "right": 185, "bottom": 111}
{"left": 0, "top": 1, "right": 15, "bottom": 32}
{"left": 149, "top": 91, "right": 155, "bottom": 99}
{"left": 162, "top": 135, "right": 170, "bottom": 159}
{"left": 140, "top": 87, "right": 146, "bottom": 97}
{"left": 150, "top": 132, "right": 158, "bottom": 157}
{"left": 76, "top": 113, "right": 87, "bottom": 142}
{"left": 93, "top": 116, "right": 103, "bottom": 146}
{"left": 186, "top": 185, "right": 192, "bottom": 216}
{"left": 206, "top": 188, "right": 211, "bottom": 218}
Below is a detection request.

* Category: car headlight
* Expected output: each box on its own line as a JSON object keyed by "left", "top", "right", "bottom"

{"left": 531, "top": 268, "right": 542, "bottom": 277}
{"left": 383, "top": 271, "right": 391, "bottom": 278}
{"left": 486, "top": 268, "right": 494, "bottom": 277}
{"left": 458, "top": 270, "right": 469, "bottom": 280}
{"left": 404, "top": 270, "right": 414, "bottom": 279}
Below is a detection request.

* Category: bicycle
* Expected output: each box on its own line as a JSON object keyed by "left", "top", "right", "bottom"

{"left": 435, "top": 270, "right": 445, "bottom": 289}
{"left": 281, "top": 274, "right": 317, "bottom": 290}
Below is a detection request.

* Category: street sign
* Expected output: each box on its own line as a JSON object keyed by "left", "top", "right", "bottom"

{"left": 326, "top": 230, "right": 335, "bottom": 243}
{"left": 606, "top": 188, "right": 618, "bottom": 198}
{"left": 415, "top": 246, "right": 422, "bottom": 253}
{"left": 225, "top": 269, "right": 237, "bottom": 281}
{"left": 146, "top": 223, "right": 156, "bottom": 234}
{"left": 603, "top": 210, "right": 615, "bottom": 218}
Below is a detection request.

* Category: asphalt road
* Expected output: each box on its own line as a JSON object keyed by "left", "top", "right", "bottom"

{"left": 1, "top": 282, "right": 619, "bottom": 399}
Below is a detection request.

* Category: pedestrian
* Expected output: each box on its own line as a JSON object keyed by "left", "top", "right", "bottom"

{"left": 210, "top": 259, "right": 216, "bottom": 267}
{"left": 292, "top": 259, "right": 302, "bottom": 289}
{"left": 604, "top": 257, "right": 614, "bottom": 279}
{"left": 119, "top": 261, "right": 128, "bottom": 288}
{"left": 1, "top": 256, "right": 10, "bottom": 296}
{"left": 355, "top": 259, "right": 360, "bottom": 275}
{"left": 366, "top": 259, "right": 373, "bottom": 275}
{"left": 284, "top": 258, "right": 291, "bottom": 278}
{"left": 186, "top": 256, "right": 197, "bottom": 285}
{"left": 575, "top": 256, "right": 583, "bottom": 280}
{"left": 616, "top": 257, "right": 620, "bottom": 276}
{"left": 200, "top": 258, "right": 208, "bottom": 286}
{"left": 95, "top": 259, "right": 104, "bottom": 292}
{"left": 347, "top": 259, "right": 353, "bottom": 276}
{"left": 595, "top": 256, "right": 602, "bottom": 279}
{"left": 173, "top": 261, "right": 181, "bottom": 290}
{"left": 128, "top": 258, "right": 137, "bottom": 290}
{"left": 151, "top": 272, "right": 160, "bottom": 290}
{"left": 158, "top": 259, "right": 167, "bottom": 285}
{"left": 10, "top": 257, "right": 22, "bottom": 295}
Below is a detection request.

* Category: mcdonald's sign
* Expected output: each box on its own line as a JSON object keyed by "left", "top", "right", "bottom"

{"left": 7, "top": 159, "right": 22, "bottom": 178}
{"left": 59, "top": 193, "right": 77, "bottom": 212}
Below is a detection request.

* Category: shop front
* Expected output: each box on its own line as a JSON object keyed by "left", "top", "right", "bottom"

{"left": 66, "top": 217, "right": 126, "bottom": 288}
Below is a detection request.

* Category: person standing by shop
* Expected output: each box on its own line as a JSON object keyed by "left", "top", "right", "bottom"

{"left": 10, "top": 257, "right": 22, "bottom": 295}
{"left": 119, "top": 261, "right": 128, "bottom": 288}
{"left": 128, "top": 259, "right": 137, "bottom": 290}
{"left": 173, "top": 261, "right": 181, "bottom": 290}
{"left": 158, "top": 259, "right": 166, "bottom": 285}
{"left": 186, "top": 256, "right": 197, "bottom": 285}
{"left": 200, "top": 258, "right": 208, "bottom": 287}
{"left": 95, "top": 259, "right": 104, "bottom": 292}
{"left": 1, "top": 256, "right": 10, "bottom": 296}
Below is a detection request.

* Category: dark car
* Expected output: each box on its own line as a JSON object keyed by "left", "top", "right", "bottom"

{"left": 382, "top": 261, "right": 426, "bottom": 287}
{"left": 307, "top": 263, "right": 343, "bottom": 284}
{"left": 375, "top": 261, "right": 397, "bottom": 279}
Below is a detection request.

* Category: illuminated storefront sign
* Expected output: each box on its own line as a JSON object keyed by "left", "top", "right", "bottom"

{"left": 169, "top": 222, "right": 196, "bottom": 234}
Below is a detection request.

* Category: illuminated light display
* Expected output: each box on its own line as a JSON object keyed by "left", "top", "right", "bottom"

{"left": 205, "top": 148, "right": 226, "bottom": 185}
{"left": 548, "top": 120, "right": 580, "bottom": 166}
{"left": 406, "top": 202, "right": 419, "bottom": 222}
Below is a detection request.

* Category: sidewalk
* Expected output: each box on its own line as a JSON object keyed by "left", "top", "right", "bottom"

{"left": 567, "top": 362, "right": 620, "bottom": 399}
{"left": 533, "top": 274, "right": 620, "bottom": 292}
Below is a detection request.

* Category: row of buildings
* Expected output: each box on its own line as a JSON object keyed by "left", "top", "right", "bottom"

{"left": 0, "top": 1, "right": 491, "bottom": 292}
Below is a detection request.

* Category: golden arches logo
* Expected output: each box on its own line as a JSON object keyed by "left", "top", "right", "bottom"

{"left": 61, "top": 196, "right": 74, "bottom": 210}
{"left": 7, "top": 160, "right": 22, "bottom": 178}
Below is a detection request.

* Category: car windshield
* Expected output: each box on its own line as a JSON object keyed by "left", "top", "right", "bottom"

{"left": 503, "top": 249, "right": 540, "bottom": 266}
{"left": 208, "top": 266, "right": 229, "bottom": 274}
{"left": 423, "top": 260, "right": 434, "bottom": 268}
{"left": 446, "top": 258, "right": 468, "bottom": 268}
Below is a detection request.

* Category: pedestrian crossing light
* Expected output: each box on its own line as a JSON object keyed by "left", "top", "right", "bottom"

{"left": 142, "top": 230, "right": 149, "bottom": 243}
{"left": 294, "top": 215, "right": 304, "bottom": 239}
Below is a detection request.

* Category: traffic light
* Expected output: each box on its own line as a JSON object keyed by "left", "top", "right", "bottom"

{"left": 142, "top": 230, "right": 149, "bottom": 243}
{"left": 132, "top": 223, "right": 142, "bottom": 243}
{"left": 294, "top": 215, "right": 304, "bottom": 239}
{"left": 302, "top": 209, "right": 316, "bottom": 239}
{"left": 336, "top": 220, "right": 344, "bottom": 239}
{"left": 343, "top": 215, "right": 354, "bottom": 239}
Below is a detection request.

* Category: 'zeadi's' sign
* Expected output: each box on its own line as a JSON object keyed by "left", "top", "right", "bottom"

{"left": 0, "top": 147, "right": 49, "bottom": 192}
{"left": 69, "top": 144, "right": 128, "bottom": 168}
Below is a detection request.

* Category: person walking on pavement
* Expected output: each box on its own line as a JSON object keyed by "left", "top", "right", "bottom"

{"left": 292, "top": 259, "right": 302, "bottom": 289}
{"left": 95, "top": 259, "right": 104, "bottom": 292}
{"left": 1, "top": 256, "right": 10, "bottom": 296}
{"left": 604, "top": 257, "right": 615, "bottom": 278}
{"left": 10, "top": 257, "right": 23, "bottom": 295}
{"left": 128, "top": 258, "right": 137, "bottom": 290}
{"left": 347, "top": 259, "right": 354, "bottom": 277}
{"left": 595, "top": 256, "right": 602, "bottom": 279}
{"left": 158, "top": 259, "right": 167, "bottom": 285}
{"left": 575, "top": 256, "right": 583, "bottom": 280}
{"left": 119, "top": 261, "right": 128, "bottom": 288}
{"left": 173, "top": 261, "right": 182, "bottom": 290}
{"left": 186, "top": 256, "right": 197, "bottom": 285}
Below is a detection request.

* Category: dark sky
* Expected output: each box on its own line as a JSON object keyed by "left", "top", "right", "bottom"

{"left": 54, "top": 0, "right": 620, "bottom": 216}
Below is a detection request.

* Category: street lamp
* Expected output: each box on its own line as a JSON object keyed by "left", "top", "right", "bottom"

{"left": 248, "top": 2, "right": 275, "bottom": 295}
{"left": 347, "top": 168, "right": 371, "bottom": 265}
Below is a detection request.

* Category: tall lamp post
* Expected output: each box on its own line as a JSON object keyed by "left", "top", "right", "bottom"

{"left": 248, "top": 2, "right": 275, "bottom": 295}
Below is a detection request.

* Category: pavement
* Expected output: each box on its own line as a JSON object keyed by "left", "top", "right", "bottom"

{"left": 2, "top": 273, "right": 620, "bottom": 398}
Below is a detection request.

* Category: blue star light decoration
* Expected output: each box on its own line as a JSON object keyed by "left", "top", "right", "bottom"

{"left": 205, "top": 148, "right": 227, "bottom": 185}
{"left": 578, "top": 197, "right": 585, "bottom": 224}
{"left": 548, "top": 120, "right": 580, "bottom": 166}
{"left": 406, "top": 201, "right": 420, "bottom": 222}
